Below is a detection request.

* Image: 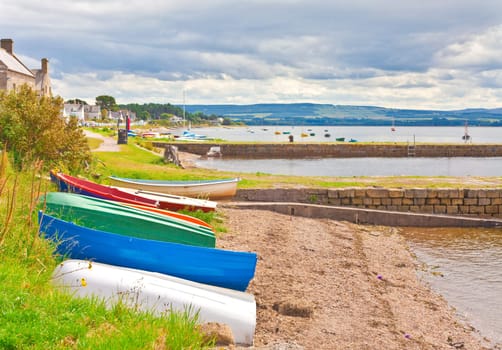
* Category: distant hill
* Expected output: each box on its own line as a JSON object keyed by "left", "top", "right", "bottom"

{"left": 184, "top": 103, "right": 502, "bottom": 126}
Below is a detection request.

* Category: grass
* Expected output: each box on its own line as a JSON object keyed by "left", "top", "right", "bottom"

{"left": 0, "top": 161, "right": 214, "bottom": 349}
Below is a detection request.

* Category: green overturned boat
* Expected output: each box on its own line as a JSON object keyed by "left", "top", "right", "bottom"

{"left": 39, "top": 192, "right": 215, "bottom": 248}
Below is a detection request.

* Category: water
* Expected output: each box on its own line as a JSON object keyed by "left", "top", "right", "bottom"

{"left": 182, "top": 125, "right": 502, "bottom": 144}
{"left": 196, "top": 157, "right": 502, "bottom": 176}
{"left": 182, "top": 125, "right": 502, "bottom": 176}
{"left": 400, "top": 227, "right": 502, "bottom": 346}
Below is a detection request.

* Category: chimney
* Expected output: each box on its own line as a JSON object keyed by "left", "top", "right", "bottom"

{"left": 1, "top": 38, "right": 13, "bottom": 55}
{"left": 41, "top": 58, "right": 49, "bottom": 74}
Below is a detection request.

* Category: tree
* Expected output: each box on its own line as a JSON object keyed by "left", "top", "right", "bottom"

{"left": 160, "top": 113, "right": 173, "bottom": 120}
{"left": 138, "top": 111, "right": 151, "bottom": 121}
{"left": 0, "top": 85, "right": 92, "bottom": 171}
{"left": 95, "top": 95, "right": 117, "bottom": 111}
{"left": 65, "top": 98, "right": 88, "bottom": 105}
{"left": 100, "top": 108, "right": 109, "bottom": 121}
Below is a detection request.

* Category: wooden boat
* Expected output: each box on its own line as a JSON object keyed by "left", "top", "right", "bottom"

{"left": 53, "top": 259, "right": 256, "bottom": 345}
{"left": 108, "top": 176, "right": 239, "bottom": 200}
{"left": 335, "top": 137, "right": 345, "bottom": 142}
{"left": 51, "top": 171, "right": 217, "bottom": 212}
{"left": 39, "top": 212, "right": 257, "bottom": 291}
{"left": 39, "top": 192, "right": 216, "bottom": 247}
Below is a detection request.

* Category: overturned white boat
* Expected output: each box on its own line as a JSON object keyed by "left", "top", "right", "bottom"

{"left": 52, "top": 259, "right": 256, "bottom": 345}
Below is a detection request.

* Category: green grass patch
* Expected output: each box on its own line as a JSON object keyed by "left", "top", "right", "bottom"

{"left": 0, "top": 166, "right": 214, "bottom": 349}
{"left": 87, "top": 137, "right": 103, "bottom": 150}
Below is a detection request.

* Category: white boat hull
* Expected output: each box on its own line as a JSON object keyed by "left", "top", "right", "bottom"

{"left": 53, "top": 259, "right": 256, "bottom": 345}
{"left": 113, "top": 185, "right": 218, "bottom": 211}
{"left": 109, "top": 177, "right": 239, "bottom": 200}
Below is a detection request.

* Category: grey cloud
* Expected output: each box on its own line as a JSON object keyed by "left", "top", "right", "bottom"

{"left": 2, "top": 0, "right": 502, "bottom": 107}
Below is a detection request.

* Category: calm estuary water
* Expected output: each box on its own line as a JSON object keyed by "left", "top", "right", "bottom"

{"left": 186, "top": 126, "right": 502, "bottom": 176}
{"left": 183, "top": 125, "right": 502, "bottom": 144}
{"left": 196, "top": 157, "right": 502, "bottom": 176}
{"left": 400, "top": 227, "right": 502, "bottom": 347}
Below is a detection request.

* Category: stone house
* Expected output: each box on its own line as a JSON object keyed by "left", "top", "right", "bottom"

{"left": 0, "top": 38, "right": 51, "bottom": 96}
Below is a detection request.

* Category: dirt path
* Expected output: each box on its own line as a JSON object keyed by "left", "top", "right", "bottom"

{"left": 84, "top": 130, "right": 121, "bottom": 152}
{"left": 218, "top": 208, "right": 489, "bottom": 350}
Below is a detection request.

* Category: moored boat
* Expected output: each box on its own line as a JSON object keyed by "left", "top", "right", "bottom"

{"left": 51, "top": 171, "right": 217, "bottom": 212}
{"left": 108, "top": 175, "right": 239, "bottom": 200}
{"left": 39, "top": 192, "right": 215, "bottom": 247}
{"left": 53, "top": 259, "right": 256, "bottom": 345}
{"left": 39, "top": 212, "right": 257, "bottom": 291}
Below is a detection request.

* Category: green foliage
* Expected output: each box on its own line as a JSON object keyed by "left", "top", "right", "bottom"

{"left": 95, "top": 95, "right": 117, "bottom": 111}
{"left": 0, "top": 85, "right": 92, "bottom": 172}
{"left": 119, "top": 102, "right": 221, "bottom": 124}
{"left": 138, "top": 110, "right": 151, "bottom": 120}
{"left": 65, "top": 98, "right": 88, "bottom": 105}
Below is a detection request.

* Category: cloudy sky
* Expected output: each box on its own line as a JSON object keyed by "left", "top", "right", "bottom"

{"left": 2, "top": 0, "right": 502, "bottom": 109}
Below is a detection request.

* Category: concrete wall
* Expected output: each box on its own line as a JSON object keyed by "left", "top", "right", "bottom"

{"left": 235, "top": 188, "right": 502, "bottom": 218}
{"left": 154, "top": 142, "right": 502, "bottom": 158}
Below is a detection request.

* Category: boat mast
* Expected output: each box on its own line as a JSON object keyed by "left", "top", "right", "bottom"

{"left": 463, "top": 120, "right": 471, "bottom": 143}
{"left": 183, "top": 89, "right": 186, "bottom": 128}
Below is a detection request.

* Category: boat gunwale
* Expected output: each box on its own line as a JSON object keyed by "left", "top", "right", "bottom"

{"left": 109, "top": 176, "right": 240, "bottom": 187}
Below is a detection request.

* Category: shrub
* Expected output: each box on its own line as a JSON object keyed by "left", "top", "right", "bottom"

{"left": 0, "top": 85, "right": 92, "bottom": 172}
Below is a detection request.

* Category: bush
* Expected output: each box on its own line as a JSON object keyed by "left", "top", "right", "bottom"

{"left": 0, "top": 85, "right": 92, "bottom": 172}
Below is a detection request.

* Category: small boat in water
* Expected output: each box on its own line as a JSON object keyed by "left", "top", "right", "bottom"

{"left": 335, "top": 137, "right": 345, "bottom": 142}
{"left": 51, "top": 171, "right": 217, "bottom": 212}
{"left": 39, "top": 212, "right": 257, "bottom": 291}
{"left": 176, "top": 130, "right": 209, "bottom": 141}
{"left": 462, "top": 121, "right": 471, "bottom": 142}
{"left": 108, "top": 176, "right": 239, "bottom": 200}
{"left": 39, "top": 192, "right": 216, "bottom": 247}
{"left": 53, "top": 259, "right": 256, "bottom": 345}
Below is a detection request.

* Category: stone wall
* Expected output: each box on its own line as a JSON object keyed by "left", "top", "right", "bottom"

{"left": 1, "top": 70, "right": 35, "bottom": 92}
{"left": 154, "top": 142, "right": 502, "bottom": 158}
{"left": 235, "top": 188, "right": 502, "bottom": 218}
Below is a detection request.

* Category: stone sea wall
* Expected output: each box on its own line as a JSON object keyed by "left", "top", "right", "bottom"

{"left": 235, "top": 188, "right": 502, "bottom": 218}
{"left": 154, "top": 142, "right": 502, "bottom": 158}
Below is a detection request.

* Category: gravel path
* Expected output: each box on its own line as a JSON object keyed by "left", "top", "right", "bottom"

{"left": 219, "top": 208, "right": 489, "bottom": 350}
{"left": 84, "top": 130, "right": 121, "bottom": 152}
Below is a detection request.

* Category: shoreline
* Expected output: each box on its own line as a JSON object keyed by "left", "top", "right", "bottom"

{"left": 219, "top": 208, "right": 492, "bottom": 349}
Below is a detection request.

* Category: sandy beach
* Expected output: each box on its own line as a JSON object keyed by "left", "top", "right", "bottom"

{"left": 218, "top": 208, "right": 490, "bottom": 350}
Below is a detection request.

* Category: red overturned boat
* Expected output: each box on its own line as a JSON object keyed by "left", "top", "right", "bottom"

{"left": 50, "top": 171, "right": 217, "bottom": 212}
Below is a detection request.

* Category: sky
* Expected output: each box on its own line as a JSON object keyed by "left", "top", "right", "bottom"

{"left": 2, "top": 0, "right": 502, "bottom": 110}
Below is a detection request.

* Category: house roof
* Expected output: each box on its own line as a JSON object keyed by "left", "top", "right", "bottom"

{"left": 0, "top": 47, "right": 35, "bottom": 77}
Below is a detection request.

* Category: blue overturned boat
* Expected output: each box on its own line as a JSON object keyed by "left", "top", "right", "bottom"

{"left": 38, "top": 212, "right": 257, "bottom": 291}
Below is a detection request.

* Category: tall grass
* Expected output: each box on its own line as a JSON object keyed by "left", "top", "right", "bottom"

{"left": 0, "top": 155, "right": 213, "bottom": 349}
